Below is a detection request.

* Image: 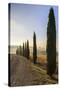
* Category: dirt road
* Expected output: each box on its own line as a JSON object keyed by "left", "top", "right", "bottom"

{"left": 10, "top": 54, "right": 58, "bottom": 86}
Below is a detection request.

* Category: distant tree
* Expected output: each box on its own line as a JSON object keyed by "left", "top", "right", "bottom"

{"left": 46, "top": 8, "right": 56, "bottom": 76}
{"left": 19, "top": 45, "right": 22, "bottom": 55}
{"left": 26, "top": 40, "right": 30, "bottom": 59}
{"left": 25, "top": 42, "right": 27, "bottom": 57}
{"left": 33, "top": 32, "right": 37, "bottom": 64}
{"left": 16, "top": 48, "right": 19, "bottom": 55}
{"left": 23, "top": 43, "right": 24, "bottom": 56}
{"left": 24, "top": 43, "right": 25, "bottom": 57}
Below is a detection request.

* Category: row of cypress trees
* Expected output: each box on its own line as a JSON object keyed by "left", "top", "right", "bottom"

{"left": 16, "top": 32, "right": 37, "bottom": 64}
{"left": 16, "top": 7, "right": 56, "bottom": 77}
{"left": 23, "top": 40, "right": 30, "bottom": 59}
{"left": 16, "top": 40, "right": 30, "bottom": 59}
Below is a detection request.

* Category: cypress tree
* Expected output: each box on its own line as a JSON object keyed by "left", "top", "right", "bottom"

{"left": 24, "top": 43, "right": 25, "bottom": 57}
{"left": 33, "top": 32, "right": 37, "bottom": 64}
{"left": 25, "top": 42, "right": 27, "bottom": 57}
{"left": 16, "top": 47, "right": 20, "bottom": 55}
{"left": 26, "top": 40, "right": 30, "bottom": 59}
{"left": 19, "top": 45, "right": 22, "bottom": 55}
{"left": 23, "top": 43, "right": 24, "bottom": 56}
{"left": 16, "top": 48, "right": 19, "bottom": 55}
{"left": 46, "top": 8, "right": 56, "bottom": 76}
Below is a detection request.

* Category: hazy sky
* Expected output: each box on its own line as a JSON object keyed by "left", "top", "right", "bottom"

{"left": 10, "top": 3, "right": 58, "bottom": 50}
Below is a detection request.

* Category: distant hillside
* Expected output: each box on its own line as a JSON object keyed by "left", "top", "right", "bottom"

{"left": 9, "top": 46, "right": 47, "bottom": 56}
{"left": 9, "top": 46, "right": 58, "bottom": 61}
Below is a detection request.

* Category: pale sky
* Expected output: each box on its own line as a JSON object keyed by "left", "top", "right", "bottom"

{"left": 10, "top": 3, "right": 58, "bottom": 50}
